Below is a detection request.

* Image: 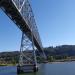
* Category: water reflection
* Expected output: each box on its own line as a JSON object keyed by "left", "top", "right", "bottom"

{"left": 1, "top": 62, "right": 75, "bottom": 75}
{"left": 18, "top": 64, "right": 47, "bottom": 75}
{"left": 18, "top": 72, "right": 38, "bottom": 75}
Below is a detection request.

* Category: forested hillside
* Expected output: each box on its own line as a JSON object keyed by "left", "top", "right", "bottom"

{"left": 0, "top": 45, "right": 75, "bottom": 64}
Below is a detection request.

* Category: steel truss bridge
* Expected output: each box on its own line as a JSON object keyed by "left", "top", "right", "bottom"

{"left": 0, "top": 0, "right": 46, "bottom": 72}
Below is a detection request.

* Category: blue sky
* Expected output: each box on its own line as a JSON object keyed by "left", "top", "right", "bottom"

{"left": 0, "top": 0, "right": 75, "bottom": 52}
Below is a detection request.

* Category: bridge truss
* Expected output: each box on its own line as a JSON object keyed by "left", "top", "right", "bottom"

{"left": 0, "top": 0, "right": 46, "bottom": 72}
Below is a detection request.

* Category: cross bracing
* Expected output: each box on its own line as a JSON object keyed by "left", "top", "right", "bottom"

{"left": 0, "top": 0, "right": 43, "bottom": 51}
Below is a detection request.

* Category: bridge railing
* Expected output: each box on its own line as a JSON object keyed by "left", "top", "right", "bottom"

{"left": 12, "top": 0, "right": 43, "bottom": 49}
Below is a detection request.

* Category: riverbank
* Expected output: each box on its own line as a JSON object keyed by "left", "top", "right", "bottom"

{"left": 47, "top": 59, "right": 75, "bottom": 64}
{"left": 0, "top": 64, "right": 7, "bottom": 66}
{"left": 1, "top": 59, "right": 75, "bottom": 66}
{"left": 0, "top": 64, "right": 16, "bottom": 66}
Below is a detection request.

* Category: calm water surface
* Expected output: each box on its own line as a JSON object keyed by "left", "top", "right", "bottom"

{"left": 0, "top": 62, "right": 75, "bottom": 75}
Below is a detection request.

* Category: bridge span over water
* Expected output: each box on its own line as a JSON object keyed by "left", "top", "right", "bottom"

{"left": 0, "top": 0, "right": 46, "bottom": 73}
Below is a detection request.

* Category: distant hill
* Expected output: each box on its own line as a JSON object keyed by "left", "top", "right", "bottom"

{"left": 44, "top": 45, "right": 75, "bottom": 56}
{"left": 0, "top": 45, "right": 75, "bottom": 63}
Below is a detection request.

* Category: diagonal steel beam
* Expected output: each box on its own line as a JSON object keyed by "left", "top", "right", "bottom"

{"left": 19, "top": 0, "right": 26, "bottom": 12}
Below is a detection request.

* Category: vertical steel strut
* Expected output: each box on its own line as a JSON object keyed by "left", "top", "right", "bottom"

{"left": 31, "top": 30, "right": 37, "bottom": 67}
{"left": 19, "top": 32, "right": 37, "bottom": 67}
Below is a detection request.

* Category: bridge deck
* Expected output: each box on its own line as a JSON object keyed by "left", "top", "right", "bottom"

{"left": 0, "top": 0, "right": 43, "bottom": 51}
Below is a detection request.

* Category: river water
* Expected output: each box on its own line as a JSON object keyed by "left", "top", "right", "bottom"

{"left": 0, "top": 61, "right": 75, "bottom": 75}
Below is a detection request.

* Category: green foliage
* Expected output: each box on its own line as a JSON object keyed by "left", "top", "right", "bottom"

{"left": 0, "top": 45, "right": 75, "bottom": 63}
{"left": 47, "top": 56, "right": 54, "bottom": 62}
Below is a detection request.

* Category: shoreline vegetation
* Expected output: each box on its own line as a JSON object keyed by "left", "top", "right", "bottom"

{"left": 1, "top": 45, "right": 75, "bottom": 66}
{"left": 0, "top": 63, "right": 16, "bottom": 66}
{"left": 0, "top": 58, "right": 75, "bottom": 66}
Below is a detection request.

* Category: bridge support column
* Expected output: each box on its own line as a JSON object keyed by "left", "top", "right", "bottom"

{"left": 31, "top": 32, "right": 38, "bottom": 72}
{"left": 17, "top": 32, "right": 38, "bottom": 73}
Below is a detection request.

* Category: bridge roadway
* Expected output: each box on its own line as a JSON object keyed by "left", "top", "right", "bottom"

{"left": 0, "top": 0, "right": 43, "bottom": 51}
